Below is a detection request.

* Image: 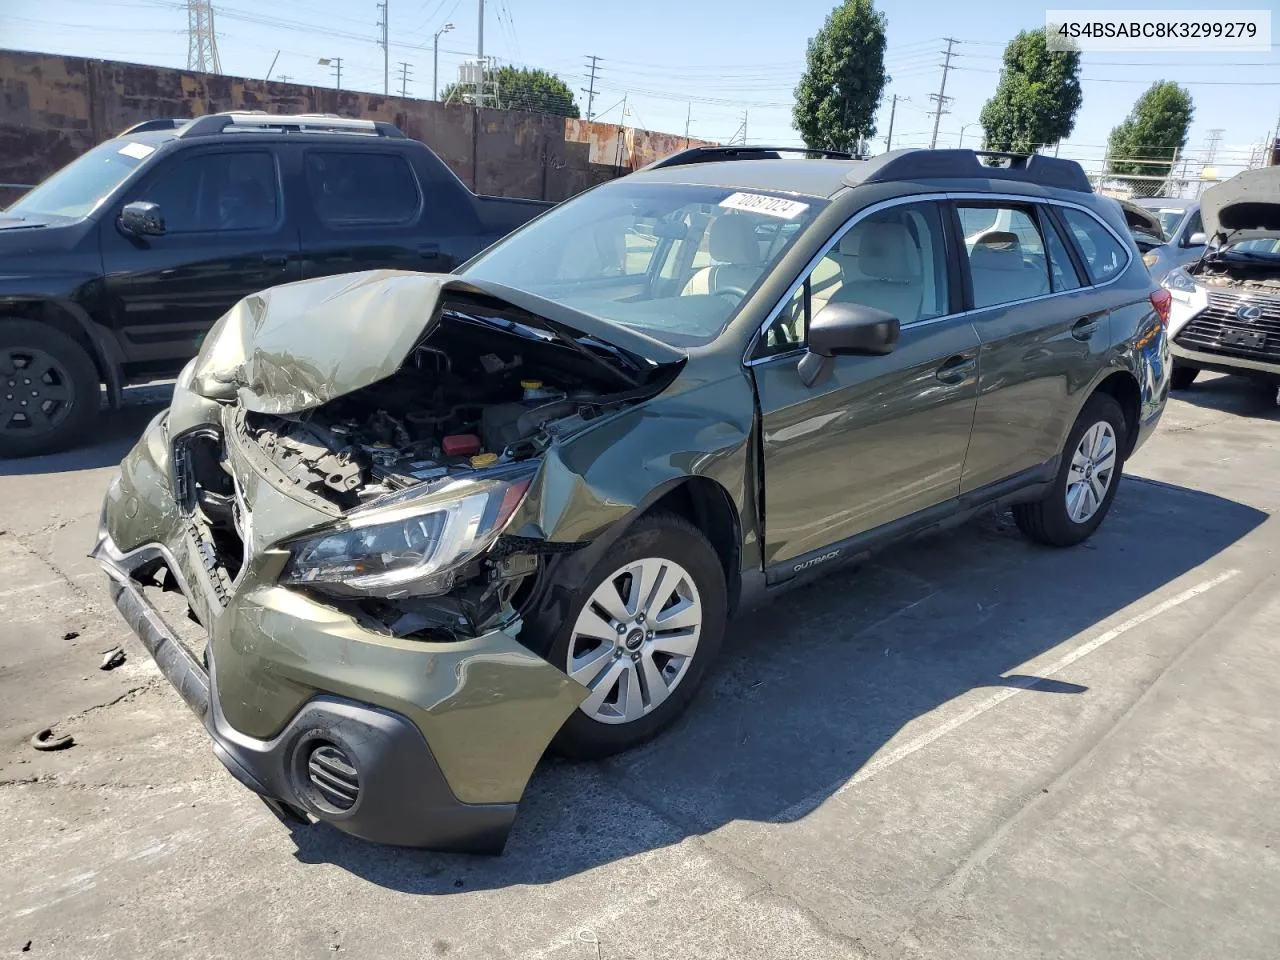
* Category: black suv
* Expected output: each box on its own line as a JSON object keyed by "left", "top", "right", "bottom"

{"left": 0, "top": 111, "right": 550, "bottom": 457}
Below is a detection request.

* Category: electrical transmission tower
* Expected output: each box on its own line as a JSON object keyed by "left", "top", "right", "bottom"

{"left": 186, "top": 0, "right": 222, "bottom": 74}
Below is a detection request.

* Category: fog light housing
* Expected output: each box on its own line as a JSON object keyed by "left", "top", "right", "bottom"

{"left": 295, "top": 739, "right": 361, "bottom": 814}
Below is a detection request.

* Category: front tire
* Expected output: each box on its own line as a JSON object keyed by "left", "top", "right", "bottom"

{"left": 1170, "top": 363, "right": 1199, "bottom": 390}
{"left": 545, "top": 513, "right": 726, "bottom": 760}
{"left": 1013, "top": 392, "right": 1127, "bottom": 548}
{"left": 0, "top": 320, "right": 101, "bottom": 458}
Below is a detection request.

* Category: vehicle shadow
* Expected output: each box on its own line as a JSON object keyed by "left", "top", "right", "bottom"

{"left": 0, "top": 385, "right": 172, "bottom": 476}
{"left": 1173, "top": 373, "right": 1280, "bottom": 420}
{"left": 284, "top": 474, "right": 1266, "bottom": 893}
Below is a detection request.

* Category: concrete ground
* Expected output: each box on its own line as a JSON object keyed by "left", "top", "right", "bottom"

{"left": 1, "top": 375, "right": 1278, "bottom": 960}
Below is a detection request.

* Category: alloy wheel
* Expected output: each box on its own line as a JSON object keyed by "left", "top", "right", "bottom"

{"left": 566, "top": 557, "right": 702, "bottom": 725}
{"left": 1065, "top": 421, "right": 1117, "bottom": 524}
{"left": 0, "top": 347, "right": 76, "bottom": 437}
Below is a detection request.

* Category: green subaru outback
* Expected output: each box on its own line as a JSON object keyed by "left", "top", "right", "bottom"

{"left": 95, "top": 147, "right": 1171, "bottom": 852}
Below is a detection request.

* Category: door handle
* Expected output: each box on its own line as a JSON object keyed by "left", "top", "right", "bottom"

{"left": 418, "top": 243, "right": 441, "bottom": 259}
{"left": 1072, "top": 317, "right": 1100, "bottom": 341}
{"left": 261, "top": 252, "right": 290, "bottom": 267}
{"left": 935, "top": 355, "right": 976, "bottom": 384}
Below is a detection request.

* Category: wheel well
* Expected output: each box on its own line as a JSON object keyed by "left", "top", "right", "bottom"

{"left": 1093, "top": 371, "right": 1141, "bottom": 455}
{"left": 0, "top": 301, "right": 108, "bottom": 385}
{"left": 646, "top": 478, "right": 742, "bottom": 613}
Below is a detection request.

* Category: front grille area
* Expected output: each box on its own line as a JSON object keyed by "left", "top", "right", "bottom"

{"left": 305, "top": 743, "right": 361, "bottom": 812}
{"left": 1174, "top": 289, "right": 1280, "bottom": 364}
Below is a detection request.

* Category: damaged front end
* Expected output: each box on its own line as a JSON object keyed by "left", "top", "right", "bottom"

{"left": 93, "top": 270, "right": 683, "bottom": 851}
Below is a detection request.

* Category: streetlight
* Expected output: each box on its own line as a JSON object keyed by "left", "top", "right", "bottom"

{"left": 958, "top": 122, "right": 980, "bottom": 148}
{"left": 433, "top": 23, "right": 454, "bottom": 100}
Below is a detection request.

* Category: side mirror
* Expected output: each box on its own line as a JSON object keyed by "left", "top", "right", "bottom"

{"left": 798, "top": 301, "right": 900, "bottom": 387}
{"left": 119, "top": 201, "right": 165, "bottom": 237}
{"left": 1185, "top": 231, "right": 1207, "bottom": 248}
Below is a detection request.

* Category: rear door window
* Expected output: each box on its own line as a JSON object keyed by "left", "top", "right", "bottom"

{"left": 957, "top": 204, "right": 1051, "bottom": 308}
{"left": 1059, "top": 208, "right": 1129, "bottom": 284}
{"left": 304, "top": 151, "right": 421, "bottom": 226}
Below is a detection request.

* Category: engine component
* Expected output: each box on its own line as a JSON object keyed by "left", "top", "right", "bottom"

{"left": 443, "top": 434, "right": 482, "bottom": 457}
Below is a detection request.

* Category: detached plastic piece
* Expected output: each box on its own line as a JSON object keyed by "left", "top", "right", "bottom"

{"left": 443, "top": 434, "right": 482, "bottom": 457}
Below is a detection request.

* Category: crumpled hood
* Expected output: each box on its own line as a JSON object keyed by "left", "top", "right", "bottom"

{"left": 1200, "top": 166, "right": 1280, "bottom": 243}
{"left": 189, "top": 269, "right": 686, "bottom": 415}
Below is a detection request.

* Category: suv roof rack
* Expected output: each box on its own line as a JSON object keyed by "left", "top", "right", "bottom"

{"left": 119, "top": 118, "right": 193, "bottom": 135}
{"left": 645, "top": 145, "right": 860, "bottom": 170}
{"left": 852, "top": 148, "right": 1093, "bottom": 193}
{"left": 174, "top": 111, "right": 405, "bottom": 139}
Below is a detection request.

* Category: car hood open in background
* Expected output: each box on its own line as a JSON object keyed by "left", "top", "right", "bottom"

{"left": 1200, "top": 166, "right": 1280, "bottom": 244}
{"left": 189, "top": 270, "right": 686, "bottom": 415}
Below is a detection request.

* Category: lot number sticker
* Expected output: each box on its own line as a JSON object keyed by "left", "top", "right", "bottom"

{"left": 118, "top": 142, "right": 156, "bottom": 160}
{"left": 719, "top": 192, "right": 810, "bottom": 220}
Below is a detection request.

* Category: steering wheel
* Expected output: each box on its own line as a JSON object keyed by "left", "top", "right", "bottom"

{"left": 714, "top": 286, "right": 749, "bottom": 301}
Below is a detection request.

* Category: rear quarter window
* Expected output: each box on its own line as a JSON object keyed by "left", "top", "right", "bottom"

{"left": 1060, "top": 208, "right": 1129, "bottom": 284}
{"left": 304, "top": 151, "right": 421, "bottom": 226}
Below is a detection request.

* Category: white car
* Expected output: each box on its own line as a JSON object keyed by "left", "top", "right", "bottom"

{"left": 1163, "top": 168, "right": 1280, "bottom": 392}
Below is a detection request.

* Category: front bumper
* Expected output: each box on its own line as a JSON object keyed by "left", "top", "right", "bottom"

{"left": 93, "top": 410, "right": 585, "bottom": 852}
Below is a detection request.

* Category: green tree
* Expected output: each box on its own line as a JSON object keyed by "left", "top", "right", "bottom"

{"left": 978, "top": 29, "right": 1083, "bottom": 154}
{"left": 443, "top": 66, "right": 580, "bottom": 118}
{"left": 793, "top": 0, "right": 889, "bottom": 152}
{"left": 1105, "top": 81, "right": 1194, "bottom": 193}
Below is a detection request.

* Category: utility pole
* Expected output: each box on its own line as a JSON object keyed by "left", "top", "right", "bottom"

{"left": 433, "top": 22, "right": 453, "bottom": 100}
{"left": 398, "top": 61, "right": 412, "bottom": 98}
{"left": 477, "top": 0, "right": 485, "bottom": 101}
{"left": 928, "top": 37, "right": 957, "bottom": 150}
{"left": 319, "top": 56, "right": 342, "bottom": 90}
{"left": 583, "top": 55, "right": 601, "bottom": 121}
{"left": 884, "top": 94, "right": 906, "bottom": 151}
{"left": 377, "top": 0, "right": 389, "bottom": 96}
{"left": 684, "top": 102, "right": 691, "bottom": 145}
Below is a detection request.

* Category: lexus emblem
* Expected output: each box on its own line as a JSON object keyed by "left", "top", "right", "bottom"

{"left": 1236, "top": 303, "right": 1263, "bottom": 322}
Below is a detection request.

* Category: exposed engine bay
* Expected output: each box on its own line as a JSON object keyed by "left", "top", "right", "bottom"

{"left": 238, "top": 300, "right": 669, "bottom": 510}
{"left": 1190, "top": 252, "right": 1280, "bottom": 295}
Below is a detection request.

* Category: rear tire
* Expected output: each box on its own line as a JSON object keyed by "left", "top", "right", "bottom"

{"left": 541, "top": 512, "right": 727, "bottom": 760}
{"left": 0, "top": 320, "right": 101, "bottom": 458}
{"left": 1170, "top": 364, "right": 1199, "bottom": 390}
{"left": 1013, "top": 392, "right": 1127, "bottom": 548}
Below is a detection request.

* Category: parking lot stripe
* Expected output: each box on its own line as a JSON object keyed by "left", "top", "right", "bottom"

{"left": 775, "top": 568, "right": 1241, "bottom": 822}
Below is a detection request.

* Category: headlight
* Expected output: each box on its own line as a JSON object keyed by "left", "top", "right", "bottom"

{"left": 1162, "top": 267, "right": 1197, "bottom": 296}
{"left": 280, "top": 473, "right": 533, "bottom": 598}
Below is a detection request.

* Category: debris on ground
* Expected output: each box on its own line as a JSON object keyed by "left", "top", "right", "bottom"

{"left": 100, "top": 647, "right": 126, "bottom": 671}
{"left": 62, "top": 630, "right": 80, "bottom": 642}
{"left": 30, "top": 728, "right": 74, "bottom": 751}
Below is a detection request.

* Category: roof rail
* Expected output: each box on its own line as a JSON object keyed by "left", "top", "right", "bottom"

{"left": 851, "top": 148, "right": 1092, "bottom": 193}
{"left": 176, "top": 111, "right": 405, "bottom": 139}
{"left": 119, "top": 118, "right": 191, "bottom": 135}
{"left": 644, "top": 145, "right": 860, "bottom": 170}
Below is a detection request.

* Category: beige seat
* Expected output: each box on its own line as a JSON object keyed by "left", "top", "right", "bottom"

{"left": 827, "top": 222, "right": 924, "bottom": 322}
{"left": 682, "top": 215, "right": 764, "bottom": 296}
{"left": 968, "top": 230, "right": 1048, "bottom": 307}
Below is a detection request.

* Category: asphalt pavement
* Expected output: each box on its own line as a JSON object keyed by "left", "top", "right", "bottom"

{"left": 1, "top": 375, "right": 1277, "bottom": 959}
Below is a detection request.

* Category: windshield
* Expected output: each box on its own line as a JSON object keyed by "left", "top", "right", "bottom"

{"left": 1224, "top": 237, "right": 1280, "bottom": 257}
{"left": 6, "top": 139, "right": 156, "bottom": 219}
{"left": 1151, "top": 207, "right": 1188, "bottom": 236}
{"left": 462, "top": 181, "right": 826, "bottom": 346}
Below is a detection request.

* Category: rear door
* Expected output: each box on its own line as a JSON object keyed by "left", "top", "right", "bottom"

{"left": 99, "top": 145, "right": 300, "bottom": 369}
{"left": 296, "top": 145, "right": 469, "bottom": 278}
{"left": 750, "top": 199, "right": 981, "bottom": 573}
{"left": 956, "top": 198, "right": 1121, "bottom": 492}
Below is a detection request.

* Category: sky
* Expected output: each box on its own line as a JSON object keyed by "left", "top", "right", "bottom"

{"left": 3, "top": 0, "right": 1279, "bottom": 179}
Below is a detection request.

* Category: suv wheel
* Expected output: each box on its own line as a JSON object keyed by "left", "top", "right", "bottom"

{"left": 1013, "top": 392, "right": 1127, "bottom": 548}
{"left": 546, "top": 513, "right": 726, "bottom": 759}
{"left": 0, "top": 321, "right": 101, "bottom": 458}
{"left": 1169, "top": 363, "right": 1199, "bottom": 390}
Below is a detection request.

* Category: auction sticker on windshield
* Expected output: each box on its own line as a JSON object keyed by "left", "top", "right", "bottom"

{"left": 719, "top": 192, "right": 810, "bottom": 220}
{"left": 118, "top": 142, "right": 156, "bottom": 160}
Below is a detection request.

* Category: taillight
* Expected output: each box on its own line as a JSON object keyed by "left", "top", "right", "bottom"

{"left": 1149, "top": 289, "right": 1171, "bottom": 327}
